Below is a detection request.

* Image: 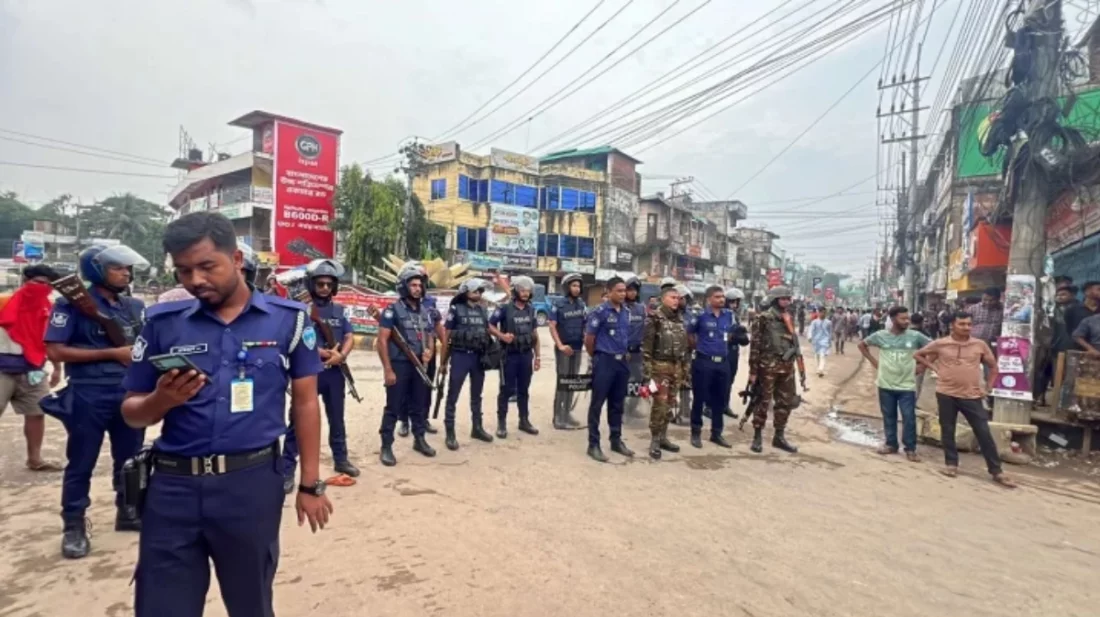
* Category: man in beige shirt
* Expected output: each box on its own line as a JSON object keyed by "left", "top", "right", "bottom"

{"left": 914, "top": 311, "right": 1016, "bottom": 488}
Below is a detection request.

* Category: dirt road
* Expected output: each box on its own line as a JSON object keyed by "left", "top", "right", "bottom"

{"left": 2, "top": 337, "right": 1099, "bottom": 617}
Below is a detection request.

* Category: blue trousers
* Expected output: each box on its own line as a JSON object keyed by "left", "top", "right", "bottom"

{"left": 61, "top": 384, "right": 144, "bottom": 520}
{"left": 381, "top": 361, "right": 428, "bottom": 444}
{"left": 691, "top": 356, "right": 731, "bottom": 436}
{"left": 724, "top": 351, "right": 740, "bottom": 413}
{"left": 445, "top": 351, "right": 484, "bottom": 428}
{"left": 587, "top": 353, "right": 628, "bottom": 447}
{"left": 282, "top": 367, "right": 348, "bottom": 472}
{"left": 879, "top": 388, "right": 918, "bottom": 452}
{"left": 400, "top": 358, "right": 436, "bottom": 424}
{"left": 497, "top": 351, "right": 533, "bottom": 420}
{"left": 135, "top": 459, "right": 285, "bottom": 617}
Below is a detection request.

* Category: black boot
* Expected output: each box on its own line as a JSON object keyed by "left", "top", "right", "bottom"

{"left": 587, "top": 444, "right": 609, "bottom": 463}
{"left": 397, "top": 421, "right": 410, "bottom": 437}
{"left": 445, "top": 426, "right": 459, "bottom": 451}
{"left": 496, "top": 417, "right": 508, "bottom": 439}
{"left": 115, "top": 505, "right": 141, "bottom": 532}
{"left": 552, "top": 406, "right": 567, "bottom": 430}
{"left": 750, "top": 428, "right": 764, "bottom": 453}
{"left": 659, "top": 430, "right": 680, "bottom": 453}
{"left": 710, "top": 434, "right": 733, "bottom": 449}
{"left": 470, "top": 419, "right": 494, "bottom": 443}
{"left": 413, "top": 435, "right": 437, "bottom": 457}
{"left": 334, "top": 460, "right": 361, "bottom": 478}
{"left": 380, "top": 444, "right": 397, "bottom": 467}
{"left": 283, "top": 475, "right": 295, "bottom": 495}
{"left": 518, "top": 417, "right": 539, "bottom": 435}
{"left": 772, "top": 428, "right": 799, "bottom": 453}
{"left": 649, "top": 436, "right": 662, "bottom": 460}
{"left": 690, "top": 431, "right": 703, "bottom": 449}
{"left": 565, "top": 413, "right": 582, "bottom": 428}
{"left": 425, "top": 419, "right": 439, "bottom": 435}
{"left": 610, "top": 439, "right": 634, "bottom": 458}
{"left": 723, "top": 408, "right": 738, "bottom": 419}
{"left": 61, "top": 517, "right": 90, "bottom": 559}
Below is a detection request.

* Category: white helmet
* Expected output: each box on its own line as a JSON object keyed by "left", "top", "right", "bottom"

{"left": 458, "top": 278, "right": 490, "bottom": 295}
{"left": 725, "top": 287, "right": 745, "bottom": 301}
{"left": 511, "top": 275, "right": 535, "bottom": 298}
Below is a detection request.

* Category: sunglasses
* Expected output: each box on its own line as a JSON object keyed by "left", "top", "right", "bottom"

{"left": 315, "top": 281, "right": 334, "bottom": 289}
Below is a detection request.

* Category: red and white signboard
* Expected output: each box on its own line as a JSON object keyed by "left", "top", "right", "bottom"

{"left": 273, "top": 121, "right": 340, "bottom": 267}
{"left": 766, "top": 268, "right": 783, "bottom": 288}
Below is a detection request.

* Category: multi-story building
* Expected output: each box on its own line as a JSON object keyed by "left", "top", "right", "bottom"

{"left": 733, "top": 226, "right": 780, "bottom": 303}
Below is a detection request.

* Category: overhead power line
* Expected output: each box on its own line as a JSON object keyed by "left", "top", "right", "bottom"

{"left": 0, "top": 161, "right": 179, "bottom": 179}
{"left": 0, "top": 127, "right": 166, "bottom": 165}
{"left": 0, "top": 135, "right": 170, "bottom": 168}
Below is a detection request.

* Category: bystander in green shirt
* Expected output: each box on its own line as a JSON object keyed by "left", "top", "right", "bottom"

{"left": 864, "top": 329, "right": 932, "bottom": 391}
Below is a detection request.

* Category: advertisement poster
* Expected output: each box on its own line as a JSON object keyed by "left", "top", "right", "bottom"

{"left": 824, "top": 287, "right": 836, "bottom": 302}
{"left": 488, "top": 204, "right": 539, "bottom": 256}
{"left": 273, "top": 120, "right": 340, "bottom": 267}
{"left": 992, "top": 336, "right": 1033, "bottom": 401}
{"left": 766, "top": 269, "right": 783, "bottom": 288}
{"left": 1002, "top": 274, "right": 1036, "bottom": 338}
{"left": 333, "top": 290, "right": 394, "bottom": 334}
{"left": 812, "top": 277, "right": 823, "bottom": 295}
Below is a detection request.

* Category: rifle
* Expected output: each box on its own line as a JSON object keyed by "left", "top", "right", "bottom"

{"left": 293, "top": 291, "right": 362, "bottom": 403}
{"left": 738, "top": 378, "right": 762, "bottom": 431}
{"left": 367, "top": 306, "right": 434, "bottom": 388}
{"left": 51, "top": 274, "right": 131, "bottom": 347}
{"left": 780, "top": 311, "right": 809, "bottom": 392}
{"left": 432, "top": 345, "right": 449, "bottom": 419}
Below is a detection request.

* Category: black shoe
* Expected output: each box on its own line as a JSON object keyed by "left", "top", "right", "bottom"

{"left": 772, "top": 429, "right": 799, "bottom": 454}
{"left": 751, "top": 428, "right": 763, "bottom": 453}
{"left": 587, "top": 445, "right": 609, "bottom": 463}
{"left": 723, "top": 408, "right": 738, "bottom": 419}
{"left": 518, "top": 418, "right": 539, "bottom": 435}
{"left": 659, "top": 432, "right": 680, "bottom": 452}
{"left": 649, "top": 437, "right": 662, "bottom": 460}
{"left": 565, "top": 414, "right": 582, "bottom": 428}
{"left": 552, "top": 411, "right": 567, "bottom": 430}
{"left": 413, "top": 435, "right": 437, "bottom": 458}
{"left": 283, "top": 475, "right": 296, "bottom": 495}
{"left": 610, "top": 439, "right": 634, "bottom": 458}
{"left": 470, "top": 420, "right": 494, "bottom": 443}
{"left": 425, "top": 420, "right": 439, "bottom": 435}
{"left": 334, "top": 460, "right": 361, "bottom": 478}
{"left": 445, "top": 427, "right": 459, "bottom": 451}
{"left": 397, "top": 422, "right": 410, "bottom": 438}
{"left": 61, "top": 518, "right": 90, "bottom": 559}
{"left": 380, "top": 445, "right": 397, "bottom": 467}
{"left": 114, "top": 506, "right": 141, "bottom": 532}
{"left": 710, "top": 434, "right": 732, "bottom": 449}
{"left": 690, "top": 433, "right": 703, "bottom": 449}
{"left": 496, "top": 419, "right": 508, "bottom": 440}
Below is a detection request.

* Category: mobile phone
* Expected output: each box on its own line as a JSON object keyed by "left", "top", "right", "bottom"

{"left": 148, "top": 353, "right": 206, "bottom": 376}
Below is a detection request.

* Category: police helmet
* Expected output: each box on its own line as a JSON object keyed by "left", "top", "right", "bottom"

{"left": 624, "top": 274, "right": 642, "bottom": 291}
{"left": 561, "top": 272, "right": 584, "bottom": 290}
{"left": 767, "top": 285, "right": 793, "bottom": 301}
{"left": 659, "top": 276, "right": 677, "bottom": 290}
{"left": 457, "top": 277, "right": 490, "bottom": 297}
{"left": 78, "top": 244, "right": 149, "bottom": 290}
{"left": 306, "top": 258, "right": 344, "bottom": 296}
{"left": 396, "top": 261, "right": 428, "bottom": 298}
{"left": 511, "top": 275, "right": 535, "bottom": 299}
{"left": 239, "top": 242, "right": 259, "bottom": 285}
{"left": 725, "top": 287, "right": 745, "bottom": 302}
{"left": 675, "top": 284, "right": 692, "bottom": 301}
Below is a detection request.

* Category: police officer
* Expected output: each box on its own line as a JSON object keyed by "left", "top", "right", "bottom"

{"left": 45, "top": 244, "right": 148, "bottom": 559}
{"left": 675, "top": 284, "right": 696, "bottom": 425}
{"left": 623, "top": 275, "right": 648, "bottom": 417}
{"left": 399, "top": 290, "right": 441, "bottom": 437}
{"left": 440, "top": 278, "right": 495, "bottom": 449}
{"left": 642, "top": 285, "right": 689, "bottom": 460}
{"left": 488, "top": 276, "right": 541, "bottom": 438}
{"left": 282, "top": 258, "right": 359, "bottom": 490}
{"left": 747, "top": 285, "right": 801, "bottom": 454}
{"left": 686, "top": 286, "right": 736, "bottom": 449}
{"left": 378, "top": 263, "right": 437, "bottom": 466}
{"left": 121, "top": 212, "right": 332, "bottom": 617}
{"left": 584, "top": 276, "right": 634, "bottom": 462}
{"left": 723, "top": 287, "right": 749, "bottom": 419}
{"left": 548, "top": 272, "right": 586, "bottom": 430}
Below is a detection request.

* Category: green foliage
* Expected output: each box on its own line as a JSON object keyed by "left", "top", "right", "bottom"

{"left": 0, "top": 191, "right": 35, "bottom": 245}
{"left": 84, "top": 194, "right": 168, "bottom": 266}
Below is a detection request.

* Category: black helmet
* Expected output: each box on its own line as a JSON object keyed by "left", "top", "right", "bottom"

{"left": 239, "top": 242, "right": 258, "bottom": 286}
{"left": 625, "top": 274, "right": 641, "bottom": 291}
{"left": 306, "top": 258, "right": 344, "bottom": 296}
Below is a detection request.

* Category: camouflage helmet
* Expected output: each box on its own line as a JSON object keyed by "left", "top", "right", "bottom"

{"left": 766, "top": 286, "right": 793, "bottom": 301}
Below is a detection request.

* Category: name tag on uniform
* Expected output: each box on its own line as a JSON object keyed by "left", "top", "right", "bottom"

{"left": 230, "top": 378, "right": 254, "bottom": 413}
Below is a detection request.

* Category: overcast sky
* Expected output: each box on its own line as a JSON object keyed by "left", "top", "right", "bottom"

{"left": 5, "top": 0, "right": 1082, "bottom": 277}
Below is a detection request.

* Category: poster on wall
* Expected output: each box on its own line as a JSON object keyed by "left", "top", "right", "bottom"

{"left": 766, "top": 268, "right": 783, "bottom": 288}
{"left": 812, "top": 277, "right": 823, "bottom": 295}
{"left": 1002, "top": 274, "right": 1036, "bottom": 338}
{"left": 488, "top": 204, "right": 539, "bottom": 256}
{"left": 273, "top": 120, "right": 340, "bottom": 267}
{"left": 992, "top": 336, "right": 1033, "bottom": 401}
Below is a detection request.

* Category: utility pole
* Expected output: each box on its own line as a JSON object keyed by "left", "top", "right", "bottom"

{"left": 994, "top": 1, "right": 1063, "bottom": 426}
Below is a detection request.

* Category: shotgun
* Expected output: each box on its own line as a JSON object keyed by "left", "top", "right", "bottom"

{"left": 293, "top": 290, "right": 362, "bottom": 402}
{"left": 51, "top": 274, "right": 131, "bottom": 346}
{"left": 367, "top": 306, "right": 434, "bottom": 388}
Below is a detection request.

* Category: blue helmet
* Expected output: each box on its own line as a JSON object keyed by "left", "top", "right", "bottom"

{"left": 79, "top": 244, "right": 149, "bottom": 290}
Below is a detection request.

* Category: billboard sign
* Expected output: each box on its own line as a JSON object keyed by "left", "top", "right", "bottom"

{"left": 488, "top": 204, "right": 538, "bottom": 256}
{"left": 490, "top": 147, "right": 539, "bottom": 174}
{"left": 812, "top": 277, "right": 823, "bottom": 295}
{"left": 766, "top": 268, "right": 783, "bottom": 288}
{"left": 272, "top": 120, "right": 339, "bottom": 267}
{"left": 422, "top": 141, "right": 458, "bottom": 164}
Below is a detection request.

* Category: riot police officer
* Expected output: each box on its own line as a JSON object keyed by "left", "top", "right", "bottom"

{"left": 399, "top": 290, "right": 441, "bottom": 437}
{"left": 488, "top": 276, "right": 541, "bottom": 438}
{"left": 584, "top": 276, "right": 634, "bottom": 462}
{"left": 623, "top": 275, "right": 648, "bottom": 417}
{"left": 686, "top": 286, "right": 736, "bottom": 449}
{"left": 45, "top": 244, "right": 148, "bottom": 559}
{"left": 548, "top": 272, "right": 586, "bottom": 430}
{"left": 378, "top": 264, "right": 437, "bottom": 466}
{"left": 282, "top": 258, "right": 359, "bottom": 489}
{"left": 440, "top": 278, "right": 495, "bottom": 449}
{"left": 121, "top": 212, "right": 332, "bottom": 617}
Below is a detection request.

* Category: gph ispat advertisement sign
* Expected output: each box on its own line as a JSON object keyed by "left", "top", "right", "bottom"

{"left": 273, "top": 121, "right": 340, "bottom": 267}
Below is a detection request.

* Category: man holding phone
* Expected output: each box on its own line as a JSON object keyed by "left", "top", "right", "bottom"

{"left": 121, "top": 212, "right": 333, "bottom": 617}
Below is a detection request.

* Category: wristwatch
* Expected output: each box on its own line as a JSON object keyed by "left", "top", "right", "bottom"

{"left": 298, "top": 480, "right": 326, "bottom": 497}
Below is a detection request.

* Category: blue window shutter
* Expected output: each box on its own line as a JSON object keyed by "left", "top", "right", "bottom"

{"left": 561, "top": 188, "right": 579, "bottom": 211}
{"left": 478, "top": 180, "right": 489, "bottom": 202}
{"left": 516, "top": 185, "right": 537, "bottom": 208}
{"left": 537, "top": 234, "right": 546, "bottom": 256}
{"left": 458, "top": 175, "right": 470, "bottom": 200}
{"left": 478, "top": 228, "right": 488, "bottom": 252}
{"left": 579, "top": 237, "right": 595, "bottom": 259}
{"left": 548, "top": 186, "right": 560, "bottom": 210}
{"left": 547, "top": 233, "right": 559, "bottom": 257}
{"left": 456, "top": 226, "right": 468, "bottom": 250}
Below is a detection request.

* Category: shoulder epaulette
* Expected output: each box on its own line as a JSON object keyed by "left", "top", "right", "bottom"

{"left": 144, "top": 299, "right": 197, "bottom": 319}
{"left": 266, "top": 296, "right": 309, "bottom": 312}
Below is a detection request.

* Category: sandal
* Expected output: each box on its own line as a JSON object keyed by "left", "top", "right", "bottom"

{"left": 940, "top": 466, "right": 958, "bottom": 478}
{"left": 325, "top": 474, "right": 357, "bottom": 487}
{"left": 905, "top": 451, "right": 921, "bottom": 463}
{"left": 26, "top": 459, "right": 63, "bottom": 472}
{"left": 876, "top": 445, "right": 899, "bottom": 455}
{"left": 992, "top": 473, "right": 1017, "bottom": 489}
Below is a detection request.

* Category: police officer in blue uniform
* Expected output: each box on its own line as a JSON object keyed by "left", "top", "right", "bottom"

{"left": 583, "top": 276, "right": 634, "bottom": 462}
{"left": 686, "top": 285, "right": 736, "bottom": 449}
{"left": 440, "top": 278, "right": 495, "bottom": 449}
{"left": 121, "top": 212, "right": 332, "bottom": 617}
{"left": 378, "top": 264, "right": 437, "bottom": 466}
{"left": 282, "top": 259, "right": 359, "bottom": 490}
{"left": 548, "top": 272, "right": 586, "bottom": 430}
{"left": 45, "top": 244, "right": 149, "bottom": 559}
{"left": 623, "top": 275, "right": 648, "bottom": 417}
{"left": 398, "top": 275, "right": 440, "bottom": 438}
{"left": 488, "top": 275, "right": 541, "bottom": 439}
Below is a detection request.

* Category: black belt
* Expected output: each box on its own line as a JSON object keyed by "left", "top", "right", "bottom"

{"left": 452, "top": 348, "right": 480, "bottom": 354}
{"left": 695, "top": 354, "right": 728, "bottom": 363}
{"left": 597, "top": 352, "right": 628, "bottom": 361}
{"left": 628, "top": 345, "right": 642, "bottom": 353}
{"left": 153, "top": 444, "right": 277, "bottom": 477}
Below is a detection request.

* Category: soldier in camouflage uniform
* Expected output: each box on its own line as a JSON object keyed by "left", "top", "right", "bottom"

{"left": 642, "top": 286, "right": 689, "bottom": 460}
{"left": 675, "top": 285, "right": 697, "bottom": 425}
{"left": 747, "top": 286, "right": 801, "bottom": 454}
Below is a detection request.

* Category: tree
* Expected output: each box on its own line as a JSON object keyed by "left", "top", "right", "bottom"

{"left": 0, "top": 192, "right": 35, "bottom": 254}
{"left": 82, "top": 194, "right": 170, "bottom": 267}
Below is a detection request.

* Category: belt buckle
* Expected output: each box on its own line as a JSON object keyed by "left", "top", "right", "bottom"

{"left": 615, "top": 354, "right": 624, "bottom": 361}
{"left": 192, "top": 454, "right": 224, "bottom": 476}
{"left": 712, "top": 356, "right": 723, "bottom": 363}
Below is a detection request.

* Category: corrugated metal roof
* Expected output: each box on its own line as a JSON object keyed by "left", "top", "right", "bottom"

{"left": 539, "top": 145, "right": 642, "bottom": 164}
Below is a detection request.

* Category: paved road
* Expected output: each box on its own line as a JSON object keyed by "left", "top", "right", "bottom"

{"left": 2, "top": 337, "right": 1098, "bottom": 617}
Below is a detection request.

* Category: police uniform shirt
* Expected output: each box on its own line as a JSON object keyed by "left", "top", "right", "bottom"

{"left": 626, "top": 301, "right": 646, "bottom": 349}
{"left": 585, "top": 302, "right": 630, "bottom": 355}
{"left": 549, "top": 297, "right": 587, "bottom": 349}
{"left": 687, "top": 308, "right": 735, "bottom": 358}
{"left": 122, "top": 291, "right": 324, "bottom": 456}
{"left": 424, "top": 296, "right": 443, "bottom": 328}
{"left": 45, "top": 288, "right": 145, "bottom": 385}
{"left": 315, "top": 301, "right": 352, "bottom": 361}
{"left": 489, "top": 302, "right": 536, "bottom": 349}
{"left": 379, "top": 299, "right": 432, "bottom": 359}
